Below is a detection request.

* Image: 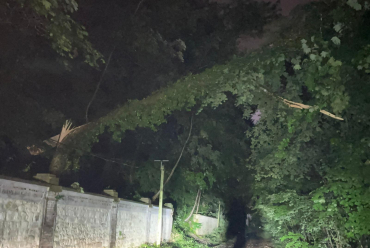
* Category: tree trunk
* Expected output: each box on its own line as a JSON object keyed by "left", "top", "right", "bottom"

{"left": 49, "top": 148, "right": 69, "bottom": 177}
{"left": 49, "top": 123, "right": 92, "bottom": 176}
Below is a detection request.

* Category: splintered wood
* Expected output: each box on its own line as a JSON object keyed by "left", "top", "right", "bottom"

{"left": 282, "top": 98, "right": 344, "bottom": 121}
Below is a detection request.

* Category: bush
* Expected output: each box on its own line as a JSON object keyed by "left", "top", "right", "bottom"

{"left": 141, "top": 228, "right": 208, "bottom": 248}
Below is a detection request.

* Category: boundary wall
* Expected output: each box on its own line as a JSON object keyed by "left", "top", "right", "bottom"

{"left": 0, "top": 177, "right": 173, "bottom": 248}
{"left": 193, "top": 214, "right": 218, "bottom": 236}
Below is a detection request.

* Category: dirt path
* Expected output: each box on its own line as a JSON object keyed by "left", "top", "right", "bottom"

{"left": 244, "top": 239, "right": 273, "bottom": 248}
{"left": 214, "top": 238, "right": 236, "bottom": 248}
{"left": 216, "top": 238, "right": 273, "bottom": 248}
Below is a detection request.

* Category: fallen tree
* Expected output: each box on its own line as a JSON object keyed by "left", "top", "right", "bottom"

{"left": 47, "top": 5, "right": 346, "bottom": 176}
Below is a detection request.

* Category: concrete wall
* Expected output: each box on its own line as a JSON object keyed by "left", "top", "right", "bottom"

{"left": 147, "top": 207, "right": 173, "bottom": 244}
{"left": 0, "top": 179, "right": 48, "bottom": 248}
{"left": 193, "top": 214, "right": 218, "bottom": 236}
{"left": 116, "top": 200, "right": 149, "bottom": 248}
{"left": 53, "top": 190, "right": 113, "bottom": 248}
{"left": 0, "top": 177, "right": 173, "bottom": 248}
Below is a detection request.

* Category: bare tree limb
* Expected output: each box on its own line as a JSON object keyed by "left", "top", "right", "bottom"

{"left": 133, "top": 0, "right": 145, "bottom": 16}
{"left": 184, "top": 189, "right": 200, "bottom": 222}
{"left": 152, "top": 115, "right": 194, "bottom": 202}
{"left": 196, "top": 190, "right": 201, "bottom": 214}
{"left": 325, "top": 228, "right": 334, "bottom": 248}
{"left": 85, "top": 47, "right": 115, "bottom": 123}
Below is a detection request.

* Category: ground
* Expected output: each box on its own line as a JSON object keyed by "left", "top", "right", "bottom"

{"left": 216, "top": 238, "right": 273, "bottom": 248}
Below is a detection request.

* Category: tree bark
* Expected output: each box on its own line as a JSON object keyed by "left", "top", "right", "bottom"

{"left": 49, "top": 123, "right": 92, "bottom": 176}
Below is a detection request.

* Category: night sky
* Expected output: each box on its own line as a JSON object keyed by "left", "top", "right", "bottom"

{"left": 214, "top": 0, "right": 314, "bottom": 15}
{"left": 237, "top": 0, "right": 315, "bottom": 52}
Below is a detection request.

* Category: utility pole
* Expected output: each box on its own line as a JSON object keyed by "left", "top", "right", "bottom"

{"left": 154, "top": 160, "right": 169, "bottom": 246}
{"left": 217, "top": 201, "right": 221, "bottom": 227}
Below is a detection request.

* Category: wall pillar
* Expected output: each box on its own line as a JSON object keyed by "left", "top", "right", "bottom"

{"left": 39, "top": 191, "right": 57, "bottom": 248}
{"left": 109, "top": 202, "right": 118, "bottom": 248}
{"left": 146, "top": 206, "right": 152, "bottom": 243}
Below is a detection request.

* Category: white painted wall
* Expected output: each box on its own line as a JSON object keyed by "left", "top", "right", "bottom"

{"left": 193, "top": 214, "right": 218, "bottom": 236}
{"left": 53, "top": 190, "right": 113, "bottom": 248}
{"left": 0, "top": 177, "right": 173, "bottom": 248}
{"left": 0, "top": 178, "right": 48, "bottom": 248}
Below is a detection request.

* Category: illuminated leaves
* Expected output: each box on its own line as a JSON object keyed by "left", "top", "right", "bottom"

{"left": 353, "top": 44, "right": 370, "bottom": 73}
{"left": 301, "top": 39, "right": 312, "bottom": 54}
{"left": 346, "top": 0, "right": 362, "bottom": 11}
{"left": 280, "top": 233, "right": 310, "bottom": 248}
{"left": 331, "top": 36, "right": 341, "bottom": 45}
{"left": 42, "top": 0, "right": 51, "bottom": 10}
{"left": 320, "top": 51, "right": 329, "bottom": 58}
{"left": 333, "top": 23, "right": 344, "bottom": 33}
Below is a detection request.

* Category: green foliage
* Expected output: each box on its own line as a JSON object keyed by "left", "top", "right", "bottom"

{"left": 246, "top": 2, "right": 370, "bottom": 248}
{"left": 346, "top": 0, "right": 363, "bottom": 11}
{"left": 141, "top": 228, "right": 208, "bottom": 248}
{"left": 281, "top": 233, "right": 311, "bottom": 248}
{"left": 205, "top": 215, "right": 228, "bottom": 244}
{"left": 14, "top": 0, "right": 103, "bottom": 67}
{"left": 174, "top": 208, "right": 197, "bottom": 234}
{"left": 353, "top": 44, "right": 370, "bottom": 73}
{"left": 55, "top": 194, "right": 64, "bottom": 201}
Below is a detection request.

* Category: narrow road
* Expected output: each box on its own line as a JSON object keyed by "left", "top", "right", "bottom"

{"left": 216, "top": 238, "right": 273, "bottom": 248}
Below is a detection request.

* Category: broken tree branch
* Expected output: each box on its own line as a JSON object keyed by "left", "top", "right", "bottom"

{"left": 260, "top": 87, "right": 344, "bottom": 121}
{"left": 281, "top": 98, "right": 344, "bottom": 120}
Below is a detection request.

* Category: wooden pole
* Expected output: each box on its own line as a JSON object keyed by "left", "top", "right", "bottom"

{"left": 155, "top": 160, "right": 168, "bottom": 246}
{"left": 217, "top": 201, "right": 221, "bottom": 227}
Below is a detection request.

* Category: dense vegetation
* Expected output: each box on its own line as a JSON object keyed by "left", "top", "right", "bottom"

{"left": 2, "top": 0, "right": 370, "bottom": 247}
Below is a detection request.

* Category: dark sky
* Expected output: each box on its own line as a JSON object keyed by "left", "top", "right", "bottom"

{"left": 268, "top": 0, "right": 314, "bottom": 16}
{"left": 236, "top": 0, "right": 315, "bottom": 52}
{"left": 213, "top": 0, "right": 314, "bottom": 16}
